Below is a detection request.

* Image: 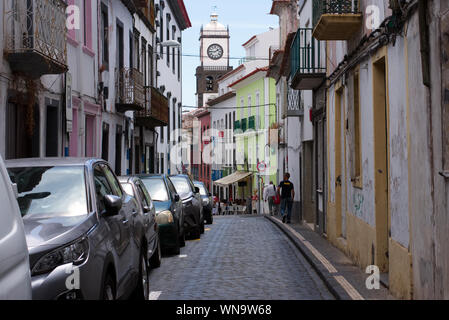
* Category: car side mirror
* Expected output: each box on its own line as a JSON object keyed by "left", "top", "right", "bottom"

{"left": 194, "top": 187, "right": 200, "bottom": 194}
{"left": 143, "top": 206, "right": 150, "bottom": 213}
{"left": 104, "top": 195, "right": 122, "bottom": 216}
{"left": 174, "top": 194, "right": 180, "bottom": 202}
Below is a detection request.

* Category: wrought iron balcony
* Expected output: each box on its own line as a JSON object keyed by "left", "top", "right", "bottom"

{"left": 3, "top": 0, "right": 68, "bottom": 78}
{"left": 116, "top": 68, "right": 145, "bottom": 113}
{"left": 135, "top": 86, "right": 169, "bottom": 128}
{"left": 312, "top": 0, "right": 362, "bottom": 40}
{"left": 290, "top": 28, "right": 326, "bottom": 90}
{"left": 287, "top": 86, "right": 304, "bottom": 117}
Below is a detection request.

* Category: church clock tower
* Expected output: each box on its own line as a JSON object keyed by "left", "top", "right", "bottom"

{"left": 195, "top": 12, "right": 233, "bottom": 107}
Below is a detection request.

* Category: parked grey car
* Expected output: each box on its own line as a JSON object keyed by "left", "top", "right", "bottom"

{"left": 138, "top": 174, "right": 185, "bottom": 255}
{"left": 6, "top": 158, "right": 154, "bottom": 300}
{"left": 170, "top": 175, "right": 204, "bottom": 239}
{"left": 194, "top": 181, "right": 213, "bottom": 225}
{"left": 0, "top": 155, "right": 31, "bottom": 300}
{"left": 118, "top": 176, "right": 161, "bottom": 268}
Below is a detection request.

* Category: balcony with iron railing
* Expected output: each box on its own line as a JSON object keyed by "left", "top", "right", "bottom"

{"left": 116, "top": 68, "right": 145, "bottom": 113}
{"left": 135, "top": 86, "right": 169, "bottom": 128}
{"left": 312, "top": 0, "right": 362, "bottom": 40}
{"left": 3, "top": 0, "right": 68, "bottom": 78}
{"left": 238, "top": 56, "right": 258, "bottom": 66}
{"left": 287, "top": 86, "right": 304, "bottom": 117}
{"left": 290, "top": 28, "right": 326, "bottom": 90}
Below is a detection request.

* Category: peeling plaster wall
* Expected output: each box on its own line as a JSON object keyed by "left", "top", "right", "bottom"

{"left": 387, "top": 38, "right": 410, "bottom": 249}
{"left": 406, "top": 11, "right": 435, "bottom": 300}
{"left": 328, "top": 88, "right": 336, "bottom": 204}
{"left": 433, "top": 0, "right": 449, "bottom": 300}
{"left": 316, "top": 0, "right": 449, "bottom": 299}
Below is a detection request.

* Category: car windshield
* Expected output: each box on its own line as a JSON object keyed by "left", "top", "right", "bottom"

{"left": 195, "top": 184, "right": 208, "bottom": 196}
{"left": 7, "top": 166, "right": 88, "bottom": 219}
{"left": 170, "top": 177, "right": 192, "bottom": 199}
{"left": 141, "top": 178, "right": 169, "bottom": 202}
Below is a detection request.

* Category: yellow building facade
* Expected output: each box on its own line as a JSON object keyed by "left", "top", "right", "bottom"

{"left": 319, "top": 0, "right": 449, "bottom": 299}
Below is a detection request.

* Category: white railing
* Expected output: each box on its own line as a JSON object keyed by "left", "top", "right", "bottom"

{"left": 4, "top": 0, "right": 67, "bottom": 66}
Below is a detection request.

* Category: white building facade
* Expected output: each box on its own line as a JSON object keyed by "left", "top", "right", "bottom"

{"left": 154, "top": 0, "right": 191, "bottom": 175}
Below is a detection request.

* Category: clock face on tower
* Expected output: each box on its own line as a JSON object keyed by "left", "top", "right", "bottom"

{"left": 207, "top": 44, "right": 224, "bottom": 60}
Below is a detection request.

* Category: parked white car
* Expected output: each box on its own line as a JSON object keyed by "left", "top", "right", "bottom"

{"left": 0, "top": 156, "right": 31, "bottom": 300}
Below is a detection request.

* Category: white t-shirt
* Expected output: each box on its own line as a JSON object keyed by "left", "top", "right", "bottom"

{"left": 263, "top": 184, "right": 277, "bottom": 200}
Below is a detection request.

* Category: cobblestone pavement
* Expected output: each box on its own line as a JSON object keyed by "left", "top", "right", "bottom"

{"left": 147, "top": 215, "right": 334, "bottom": 300}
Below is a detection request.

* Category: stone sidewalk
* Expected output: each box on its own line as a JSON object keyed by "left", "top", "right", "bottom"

{"left": 265, "top": 214, "right": 396, "bottom": 300}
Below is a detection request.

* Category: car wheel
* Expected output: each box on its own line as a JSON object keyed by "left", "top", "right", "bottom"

{"left": 172, "top": 231, "right": 181, "bottom": 255}
{"left": 200, "top": 220, "right": 205, "bottom": 234}
{"left": 190, "top": 226, "right": 201, "bottom": 240}
{"left": 179, "top": 230, "right": 186, "bottom": 248}
{"left": 149, "top": 240, "right": 162, "bottom": 269}
{"left": 133, "top": 251, "right": 150, "bottom": 300}
{"left": 102, "top": 273, "right": 116, "bottom": 300}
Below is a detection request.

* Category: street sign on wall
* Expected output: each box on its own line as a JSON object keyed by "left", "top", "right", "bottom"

{"left": 257, "top": 161, "right": 267, "bottom": 173}
{"left": 66, "top": 72, "right": 73, "bottom": 133}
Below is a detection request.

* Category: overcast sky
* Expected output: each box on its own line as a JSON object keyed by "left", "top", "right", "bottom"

{"left": 181, "top": 0, "right": 278, "bottom": 108}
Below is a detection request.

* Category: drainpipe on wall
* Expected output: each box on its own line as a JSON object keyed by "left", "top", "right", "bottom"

{"left": 418, "top": 0, "right": 430, "bottom": 87}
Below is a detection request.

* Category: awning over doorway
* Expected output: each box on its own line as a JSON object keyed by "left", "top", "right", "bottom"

{"left": 214, "top": 171, "right": 252, "bottom": 187}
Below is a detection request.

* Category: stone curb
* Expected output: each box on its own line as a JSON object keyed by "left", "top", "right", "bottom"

{"left": 265, "top": 215, "right": 356, "bottom": 300}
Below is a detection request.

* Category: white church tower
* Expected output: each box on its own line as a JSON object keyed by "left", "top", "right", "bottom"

{"left": 195, "top": 12, "right": 232, "bottom": 107}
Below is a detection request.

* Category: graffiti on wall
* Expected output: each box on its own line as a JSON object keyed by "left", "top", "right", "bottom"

{"left": 353, "top": 193, "right": 364, "bottom": 217}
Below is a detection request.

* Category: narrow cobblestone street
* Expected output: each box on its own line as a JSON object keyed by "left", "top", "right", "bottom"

{"left": 148, "top": 216, "right": 334, "bottom": 300}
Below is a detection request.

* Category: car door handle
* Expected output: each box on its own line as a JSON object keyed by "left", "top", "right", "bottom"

{"left": 132, "top": 210, "right": 138, "bottom": 216}
{"left": 122, "top": 219, "right": 129, "bottom": 225}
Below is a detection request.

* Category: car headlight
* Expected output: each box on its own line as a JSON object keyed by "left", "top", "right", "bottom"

{"left": 32, "top": 238, "right": 89, "bottom": 276}
{"left": 156, "top": 210, "right": 174, "bottom": 224}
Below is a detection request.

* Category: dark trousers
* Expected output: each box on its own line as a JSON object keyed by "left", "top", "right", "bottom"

{"left": 280, "top": 198, "right": 293, "bottom": 222}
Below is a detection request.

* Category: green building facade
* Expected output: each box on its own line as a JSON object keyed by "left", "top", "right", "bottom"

{"left": 230, "top": 69, "right": 278, "bottom": 205}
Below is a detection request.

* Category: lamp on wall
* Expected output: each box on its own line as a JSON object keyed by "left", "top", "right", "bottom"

{"left": 160, "top": 40, "right": 181, "bottom": 48}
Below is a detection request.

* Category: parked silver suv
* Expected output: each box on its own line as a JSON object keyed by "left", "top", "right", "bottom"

{"left": 0, "top": 155, "right": 31, "bottom": 300}
{"left": 6, "top": 158, "right": 154, "bottom": 300}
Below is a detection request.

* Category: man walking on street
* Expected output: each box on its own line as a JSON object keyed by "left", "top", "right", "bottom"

{"left": 277, "top": 173, "right": 294, "bottom": 224}
{"left": 263, "top": 181, "right": 277, "bottom": 216}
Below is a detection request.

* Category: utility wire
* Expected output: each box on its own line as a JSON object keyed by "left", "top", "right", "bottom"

{"left": 182, "top": 103, "right": 277, "bottom": 110}
{"left": 158, "top": 51, "right": 272, "bottom": 61}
